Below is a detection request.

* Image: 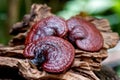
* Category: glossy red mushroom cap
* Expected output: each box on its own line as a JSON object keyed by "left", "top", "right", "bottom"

{"left": 25, "top": 16, "right": 68, "bottom": 44}
{"left": 67, "top": 17, "right": 103, "bottom": 51}
{"left": 24, "top": 36, "right": 75, "bottom": 73}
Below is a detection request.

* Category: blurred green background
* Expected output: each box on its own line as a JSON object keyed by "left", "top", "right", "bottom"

{"left": 0, "top": 0, "right": 120, "bottom": 77}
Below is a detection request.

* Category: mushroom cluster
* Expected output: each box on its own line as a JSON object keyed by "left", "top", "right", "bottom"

{"left": 23, "top": 13, "right": 103, "bottom": 73}
{"left": 5, "top": 4, "right": 119, "bottom": 80}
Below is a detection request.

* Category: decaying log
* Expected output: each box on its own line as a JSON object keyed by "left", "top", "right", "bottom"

{"left": 101, "top": 32, "right": 119, "bottom": 49}
{"left": 75, "top": 49, "right": 107, "bottom": 71}
{"left": 0, "top": 57, "right": 19, "bottom": 68}
{"left": 0, "top": 56, "right": 119, "bottom": 80}
{"left": 91, "top": 18, "right": 112, "bottom": 32}
{"left": 0, "top": 45, "right": 24, "bottom": 58}
{"left": 9, "top": 33, "right": 27, "bottom": 46}
{"left": 0, "top": 56, "right": 99, "bottom": 80}
{"left": 94, "top": 65, "right": 120, "bottom": 80}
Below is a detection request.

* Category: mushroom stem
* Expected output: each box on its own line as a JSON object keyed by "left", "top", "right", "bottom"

{"left": 31, "top": 49, "right": 46, "bottom": 66}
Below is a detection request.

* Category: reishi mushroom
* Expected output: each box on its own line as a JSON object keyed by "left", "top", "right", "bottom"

{"left": 25, "top": 16, "right": 68, "bottom": 44}
{"left": 24, "top": 15, "right": 104, "bottom": 73}
{"left": 24, "top": 36, "right": 75, "bottom": 73}
{"left": 67, "top": 17, "right": 103, "bottom": 51}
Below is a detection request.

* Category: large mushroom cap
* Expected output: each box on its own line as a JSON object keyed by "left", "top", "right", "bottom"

{"left": 25, "top": 16, "right": 68, "bottom": 44}
{"left": 67, "top": 17, "right": 103, "bottom": 51}
{"left": 24, "top": 36, "right": 75, "bottom": 73}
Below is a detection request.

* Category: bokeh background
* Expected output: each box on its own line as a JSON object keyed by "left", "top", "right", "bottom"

{"left": 0, "top": 0, "right": 120, "bottom": 76}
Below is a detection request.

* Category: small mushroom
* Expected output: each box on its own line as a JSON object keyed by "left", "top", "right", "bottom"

{"left": 24, "top": 36, "right": 75, "bottom": 73}
{"left": 67, "top": 17, "right": 103, "bottom": 51}
{"left": 25, "top": 16, "right": 68, "bottom": 44}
